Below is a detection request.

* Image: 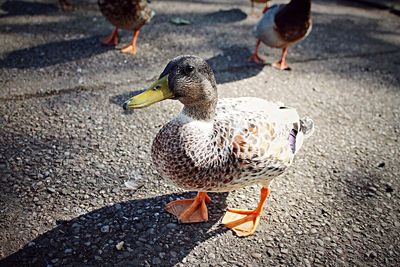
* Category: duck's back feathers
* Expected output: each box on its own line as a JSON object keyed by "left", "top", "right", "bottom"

{"left": 98, "top": 0, "right": 153, "bottom": 31}
{"left": 274, "top": 0, "right": 312, "bottom": 43}
{"left": 216, "top": 97, "right": 309, "bottom": 162}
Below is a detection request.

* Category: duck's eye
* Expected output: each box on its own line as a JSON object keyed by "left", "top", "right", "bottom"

{"left": 184, "top": 65, "right": 195, "bottom": 75}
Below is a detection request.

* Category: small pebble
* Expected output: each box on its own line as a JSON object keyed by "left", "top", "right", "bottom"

{"left": 101, "top": 225, "right": 110, "bottom": 233}
{"left": 367, "top": 250, "right": 377, "bottom": 258}
{"left": 152, "top": 257, "right": 162, "bottom": 265}
{"left": 116, "top": 241, "right": 124, "bottom": 251}
{"left": 251, "top": 252, "right": 262, "bottom": 259}
{"left": 266, "top": 248, "right": 274, "bottom": 257}
{"left": 166, "top": 223, "right": 177, "bottom": 229}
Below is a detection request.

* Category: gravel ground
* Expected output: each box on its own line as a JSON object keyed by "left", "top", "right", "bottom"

{"left": 0, "top": 0, "right": 399, "bottom": 266}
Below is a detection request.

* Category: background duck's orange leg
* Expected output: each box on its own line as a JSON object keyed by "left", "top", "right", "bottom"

{"left": 101, "top": 27, "right": 119, "bottom": 46}
{"left": 121, "top": 30, "right": 140, "bottom": 55}
{"left": 272, "top": 47, "right": 290, "bottom": 70}
{"left": 166, "top": 192, "right": 211, "bottom": 223}
{"left": 222, "top": 187, "right": 270, "bottom": 237}
{"left": 248, "top": 39, "right": 265, "bottom": 64}
{"left": 250, "top": 1, "right": 257, "bottom": 17}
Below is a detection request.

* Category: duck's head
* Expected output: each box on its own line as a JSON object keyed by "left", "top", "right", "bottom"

{"left": 123, "top": 55, "right": 218, "bottom": 120}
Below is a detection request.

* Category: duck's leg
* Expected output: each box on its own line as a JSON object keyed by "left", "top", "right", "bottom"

{"left": 248, "top": 40, "right": 265, "bottom": 64}
{"left": 121, "top": 29, "right": 140, "bottom": 55}
{"left": 250, "top": 1, "right": 257, "bottom": 17}
{"left": 222, "top": 187, "right": 270, "bottom": 237}
{"left": 101, "top": 27, "right": 119, "bottom": 46}
{"left": 272, "top": 47, "right": 290, "bottom": 70}
{"left": 59, "top": 0, "right": 74, "bottom": 12}
{"left": 166, "top": 192, "right": 212, "bottom": 223}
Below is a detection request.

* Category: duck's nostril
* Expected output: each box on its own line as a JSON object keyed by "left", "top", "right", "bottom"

{"left": 122, "top": 101, "right": 129, "bottom": 110}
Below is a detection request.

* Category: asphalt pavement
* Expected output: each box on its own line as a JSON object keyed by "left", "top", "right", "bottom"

{"left": 0, "top": 0, "right": 399, "bottom": 266}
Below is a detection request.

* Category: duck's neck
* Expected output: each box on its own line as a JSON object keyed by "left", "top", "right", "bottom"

{"left": 182, "top": 99, "right": 217, "bottom": 122}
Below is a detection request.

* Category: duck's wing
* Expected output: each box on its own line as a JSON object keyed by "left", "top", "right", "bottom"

{"left": 216, "top": 98, "right": 312, "bottom": 165}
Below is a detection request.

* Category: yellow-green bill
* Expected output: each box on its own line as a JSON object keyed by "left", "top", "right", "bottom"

{"left": 123, "top": 75, "right": 173, "bottom": 109}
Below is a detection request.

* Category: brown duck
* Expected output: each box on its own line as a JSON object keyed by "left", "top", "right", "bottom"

{"left": 250, "top": 0, "right": 312, "bottom": 70}
{"left": 98, "top": 0, "right": 154, "bottom": 55}
{"left": 123, "top": 55, "right": 314, "bottom": 236}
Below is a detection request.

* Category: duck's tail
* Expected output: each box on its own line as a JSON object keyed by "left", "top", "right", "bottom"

{"left": 275, "top": 105, "right": 314, "bottom": 154}
{"left": 300, "top": 117, "right": 314, "bottom": 139}
{"left": 289, "top": 116, "right": 314, "bottom": 155}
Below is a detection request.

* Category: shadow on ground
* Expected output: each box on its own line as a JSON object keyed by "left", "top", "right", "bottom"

{"left": 109, "top": 89, "right": 146, "bottom": 115}
{"left": 203, "top": 8, "right": 247, "bottom": 24}
{"left": 0, "top": 36, "right": 111, "bottom": 69}
{"left": 1, "top": 192, "right": 229, "bottom": 266}
{"left": 0, "top": 0, "right": 58, "bottom": 17}
{"left": 207, "top": 46, "right": 265, "bottom": 84}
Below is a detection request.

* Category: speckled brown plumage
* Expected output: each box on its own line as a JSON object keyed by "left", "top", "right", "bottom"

{"left": 152, "top": 98, "right": 312, "bottom": 192}
{"left": 98, "top": 0, "right": 153, "bottom": 31}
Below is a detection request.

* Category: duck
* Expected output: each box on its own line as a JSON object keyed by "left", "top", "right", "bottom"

{"left": 98, "top": 0, "right": 154, "bottom": 54}
{"left": 123, "top": 55, "right": 314, "bottom": 236}
{"left": 249, "top": 0, "right": 312, "bottom": 70}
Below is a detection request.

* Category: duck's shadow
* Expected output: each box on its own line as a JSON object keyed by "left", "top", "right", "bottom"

{"left": 0, "top": 36, "right": 112, "bottom": 69}
{"left": 0, "top": 0, "right": 58, "bottom": 17}
{"left": 206, "top": 45, "right": 265, "bottom": 84}
{"left": 109, "top": 89, "right": 146, "bottom": 115}
{"left": 2, "top": 192, "right": 229, "bottom": 266}
{"left": 203, "top": 8, "right": 247, "bottom": 24}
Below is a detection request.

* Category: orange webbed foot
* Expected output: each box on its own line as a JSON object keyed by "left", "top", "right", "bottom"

{"left": 166, "top": 192, "right": 211, "bottom": 223}
{"left": 248, "top": 53, "right": 265, "bottom": 64}
{"left": 120, "top": 44, "right": 137, "bottom": 55}
{"left": 272, "top": 61, "right": 291, "bottom": 71}
{"left": 222, "top": 208, "right": 262, "bottom": 237}
{"left": 101, "top": 28, "right": 119, "bottom": 46}
{"left": 273, "top": 47, "right": 290, "bottom": 70}
{"left": 222, "top": 187, "right": 270, "bottom": 237}
{"left": 250, "top": 10, "right": 261, "bottom": 18}
{"left": 120, "top": 30, "right": 140, "bottom": 55}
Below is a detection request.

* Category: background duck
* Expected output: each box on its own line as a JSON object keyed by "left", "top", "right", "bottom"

{"left": 98, "top": 0, "right": 154, "bottom": 55}
{"left": 249, "top": 0, "right": 270, "bottom": 16}
{"left": 250, "top": 0, "right": 312, "bottom": 70}
{"left": 123, "top": 55, "right": 314, "bottom": 236}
